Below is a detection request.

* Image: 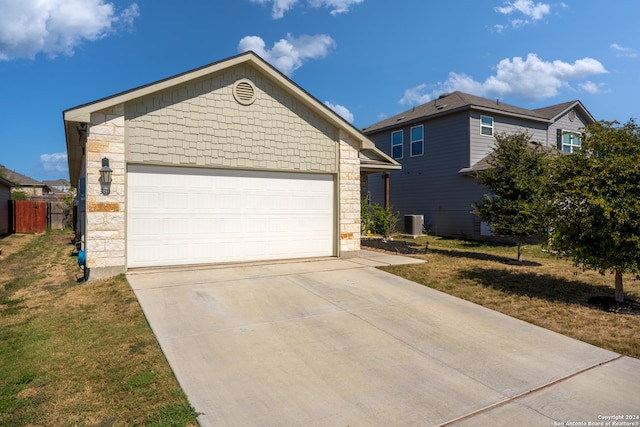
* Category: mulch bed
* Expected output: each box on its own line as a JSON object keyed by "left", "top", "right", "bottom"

{"left": 361, "top": 238, "right": 427, "bottom": 255}
{"left": 587, "top": 296, "right": 640, "bottom": 316}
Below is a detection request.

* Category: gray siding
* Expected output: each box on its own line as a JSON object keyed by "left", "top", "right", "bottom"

{"left": 0, "top": 183, "right": 10, "bottom": 235}
{"left": 366, "top": 101, "right": 594, "bottom": 239}
{"left": 125, "top": 64, "right": 338, "bottom": 173}
{"left": 368, "top": 111, "right": 484, "bottom": 237}
{"left": 469, "top": 112, "right": 547, "bottom": 166}
{"left": 548, "top": 109, "right": 591, "bottom": 149}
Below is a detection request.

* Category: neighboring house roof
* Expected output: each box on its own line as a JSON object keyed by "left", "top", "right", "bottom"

{"left": 532, "top": 100, "right": 590, "bottom": 121}
{"left": 362, "top": 91, "right": 595, "bottom": 134}
{"left": 63, "top": 51, "right": 400, "bottom": 184}
{"left": 0, "top": 166, "right": 43, "bottom": 187}
{"left": 0, "top": 176, "right": 14, "bottom": 188}
{"left": 43, "top": 179, "right": 70, "bottom": 187}
{"left": 42, "top": 185, "right": 66, "bottom": 194}
{"left": 458, "top": 142, "right": 566, "bottom": 175}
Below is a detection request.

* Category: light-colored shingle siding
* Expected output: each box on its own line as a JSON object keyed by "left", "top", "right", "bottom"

{"left": 125, "top": 65, "right": 338, "bottom": 173}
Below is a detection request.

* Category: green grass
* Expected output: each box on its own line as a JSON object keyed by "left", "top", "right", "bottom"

{"left": 0, "top": 230, "right": 199, "bottom": 426}
{"left": 376, "top": 235, "right": 640, "bottom": 359}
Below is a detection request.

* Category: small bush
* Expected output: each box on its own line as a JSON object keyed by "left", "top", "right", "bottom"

{"left": 371, "top": 203, "right": 399, "bottom": 239}
{"left": 361, "top": 196, "right": 372, "bottom": 235}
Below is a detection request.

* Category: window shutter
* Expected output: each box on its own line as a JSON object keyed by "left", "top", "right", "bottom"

{"left": 556, "top": 129, "right": 563, "bottom": 150}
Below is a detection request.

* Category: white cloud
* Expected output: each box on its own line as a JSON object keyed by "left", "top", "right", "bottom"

{"left": 400, "top": 53, "right": 608, "bottom": 106}
{"left": 308, "top": 0, "right": 364, "bottom": 15}
{"left": 0, "top": 0, "right": 139, "bottom": 61}
{"left": 324, "top": 101, "right": 354, "bottom": 123}
{"left": 399, "top": 84, "right": 432, "bottom": 106}
{"left": 495, "top": 0, "right": 550, "bottom": 19}
{"left": 483, "top": 55, "right": 607, "bottom": 100}
{"left": 579, "top": 81, "right": 608, "bottom": 94}
{"left": 493, "top": 0, "right": 550, "bottom": 31}
{"left": 40, "top": 153, "right": 68, "bottom": 173}
{"left": 249, "top": 0, "right": 363, "bottom": 19}
{"left": 611, "top": 43, "right": 638, "bottom": 58}
{"left": 249, "top": 0, "right": 298, "bottom": 19}
{"left": 118, "top": 3, "right": 140, "bottom": 27}
{"left": 238, "top": 33, "right": 336, "bottom": 76}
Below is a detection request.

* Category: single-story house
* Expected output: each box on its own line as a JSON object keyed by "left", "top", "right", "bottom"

{"left": 64, "top": 51, "right": 400, "bottom": 279}
{"left": 363, "top": 91, "right": 595, "bottom": 238}
{"left": 0, "top": 176, "right": 13, "bottom": 235}
{"left": 0, "top": 166, "right": 47, "bottom": 197}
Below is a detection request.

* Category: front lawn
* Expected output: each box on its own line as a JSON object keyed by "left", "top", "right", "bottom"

{"left": 0, "top": 230, "right": 199, "bottom": 426}
{"left": 366, "top": 236, "right": 640, "bottom": 359}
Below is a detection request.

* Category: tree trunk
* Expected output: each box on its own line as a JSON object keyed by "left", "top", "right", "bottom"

{"left": 517, "top": 237, "right": 523, "bottom": 262}
{"left": 614, "top": 269, "right": 624, "bottom": 303}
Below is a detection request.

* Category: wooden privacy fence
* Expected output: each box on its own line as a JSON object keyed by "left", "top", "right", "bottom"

{"left": 10, "top": 199, "right": 70, "bottom": 233}
{"left": 12, "top": 200, "right": 46, "bottom": 233}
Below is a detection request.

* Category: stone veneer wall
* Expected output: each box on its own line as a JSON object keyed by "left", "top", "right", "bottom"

{"left": 82, "top": 95, "right": 362, "bottom": 278}
{"left": 338, "top": 130, "right": 361, "bottom": 256}
{"left": 85, "top": 104, "right": 126, "bottom": 279}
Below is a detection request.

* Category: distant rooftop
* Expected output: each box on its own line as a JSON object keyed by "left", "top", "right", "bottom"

{"left": 0, "top": 166, "right": 43, "bottom": 187}
{"left": 362, "top": 91, "right": 593, "bottom": 134}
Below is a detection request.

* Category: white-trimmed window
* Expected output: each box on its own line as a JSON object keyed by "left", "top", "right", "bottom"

{"left": 410, "top": 125, "right": 424, "bottom": 157}
{"left": 562, "top": 132, "right": 582, "bottom": 153}
{"left": 391, "top": 130, "right": 403, "bottom": 159}
{"left": 481, "top": 115, "right": 494, "bottom": 136}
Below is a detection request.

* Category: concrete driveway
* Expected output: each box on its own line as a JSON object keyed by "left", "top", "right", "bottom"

{"left": 127, "top": 251, "right": 640, "bottom": 426}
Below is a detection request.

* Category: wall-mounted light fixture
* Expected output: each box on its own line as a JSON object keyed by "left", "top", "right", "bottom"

{"left": 99, "top": 157, "right": 113, "bottom": 195}
{"left": 77, "top": 122, "right": 87, "bottom": 154}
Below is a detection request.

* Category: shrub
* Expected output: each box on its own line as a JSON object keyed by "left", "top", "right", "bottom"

{"left": 361, "top": 196, "right": 372, "bottom": 235}
{"left": 371, "top": 203, "right": 399, "bottom": 239}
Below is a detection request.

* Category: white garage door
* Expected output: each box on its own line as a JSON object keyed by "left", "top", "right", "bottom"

{"left": 127, "top": 165, "right": 335, "bottom": 268}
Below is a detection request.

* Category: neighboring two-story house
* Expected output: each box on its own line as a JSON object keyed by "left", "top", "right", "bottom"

{"left": 362, "top": 91, "right": 595, "bottom": 239}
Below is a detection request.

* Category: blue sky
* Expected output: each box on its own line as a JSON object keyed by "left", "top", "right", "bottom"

{"left": 1, "top": 0, "right": 638, "bottom": 182}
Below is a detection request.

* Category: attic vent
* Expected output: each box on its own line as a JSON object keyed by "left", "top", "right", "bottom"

{"left": 232, "top": 78, "right": 256, "bottom": 105}
{"left": 435, "top": 103, "right": 447, "bottom": 110}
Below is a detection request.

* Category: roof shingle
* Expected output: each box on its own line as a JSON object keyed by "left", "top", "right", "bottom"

{"left": 362, "top": 91, "right": 586, "bottom": 134}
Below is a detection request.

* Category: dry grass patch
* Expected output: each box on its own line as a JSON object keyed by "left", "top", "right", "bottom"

{"left": 371, "top": 236, "right": 640, "bottom": 359}
{"left": 0, "top": 230, "right": 199, "bottom": 426}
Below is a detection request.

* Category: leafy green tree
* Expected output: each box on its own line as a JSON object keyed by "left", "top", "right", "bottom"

{"left": 546, "top": 120, "right": 640, "bottom": 303}
{"left": 473, "top": 131, "right": 550, "bottom": 261}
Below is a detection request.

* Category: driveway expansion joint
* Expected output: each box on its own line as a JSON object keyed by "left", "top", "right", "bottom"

{"left": 435, "top": 354, "right": 625, "bottom": 426}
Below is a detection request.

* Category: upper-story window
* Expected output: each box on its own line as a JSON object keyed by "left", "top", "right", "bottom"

{"left": 562, "top": 132, "right": 582, "bottom": 153}
{"left": 391, "top": 130, "right": 403, "bottom": 159}
{"left": 410, "top": 125, "right": 424, "bottom": 157}
{"left": 481, "top": 115, "right": 494, "bottom": 136}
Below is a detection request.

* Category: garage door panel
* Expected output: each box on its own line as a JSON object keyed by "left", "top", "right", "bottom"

{"left": 127, "top": 166, "right": 335, "bottom": 268}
